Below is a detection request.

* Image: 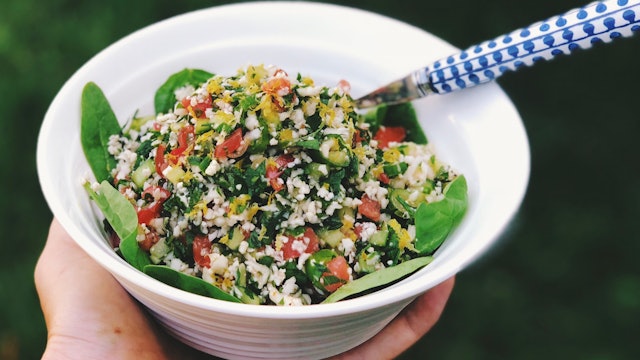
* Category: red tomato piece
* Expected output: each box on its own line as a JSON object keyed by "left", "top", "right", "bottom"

{"left": 266, "top": 164, "right": 284, "bottom": 192}
{"left": 137, "top": 186, "right": 171, "bottom": 225}
{"left": 214, "top": 128, "right": 246, "bottom": 159}
{"left": 378, "top": 172, "right": 390, "bottom": 185}
{"left": 321, "top": 256, "right": 350, "bottom": 293}
{"left": 373, "top": 126, "right": 406, "bottom": 149}
{"left": 142, "top": 186, "right": 171, "bottom": 202}
{"left": 137, "top": 204, "right": 161, "bottom": 225}
{"left": 155, "top": 144, "right": 168, "bottom": 176}
{"left": 138, "top": 229, "right": 159, "bottom": 252}
{"left": 337, "top": 79, "right": 351, "bottom": 94}
{"left": 266, "top": 154, "right": 294, "bottom": 191}
{"left": 169, "top": 125, "right": 195, "bottom": 161}
{"left": 262, "top": 76, "right": 291, "bottom": 96}
{"left": 358, "top": 195, "right": 381, "bottom": 222}
{"left": 192, "top": 235, "right": 212, "bottom": 268}
{"left": 281, "top": 227, "right": 320, "bottom": 260}
{"left": 275, "top": 154, "right": 295, "bottom": 168}
{"left": 181, "top": 95, "right": 212, "bottom": 118}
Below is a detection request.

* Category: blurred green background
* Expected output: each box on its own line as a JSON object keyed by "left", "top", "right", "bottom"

{"left": 1, "top": 0, "right": 639, "bottom": 359}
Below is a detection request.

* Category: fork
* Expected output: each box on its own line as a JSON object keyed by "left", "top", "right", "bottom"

{"left": 355, "top": 0, "right": 640, "bottom": 108}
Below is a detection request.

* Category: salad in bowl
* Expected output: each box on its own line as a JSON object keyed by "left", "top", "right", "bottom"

{"left": 82, "top": 64, "right": 467, "bottom": 306}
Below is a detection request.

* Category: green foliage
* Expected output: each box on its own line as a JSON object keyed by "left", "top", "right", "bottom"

{"left": 144, "top": 265, "right": 242, "bottom": 303}
{"left": 154, "top": 68, "right": 214, "bottom": 114}
{"left": 84, "top": 181, "right": 151, "bottom": 271}
{"left": 322, "top": 256, "right": 433, "bottom": 303}
{"left": 415, "top": 176, "right": 468, "bottom": 254}
{"left": 81, "top": 82, "right": 121, "bottom": 183}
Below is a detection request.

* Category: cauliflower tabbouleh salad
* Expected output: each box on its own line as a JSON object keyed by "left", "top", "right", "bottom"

{"left": 82, "top": 64, "right": 467, "bottom": 305}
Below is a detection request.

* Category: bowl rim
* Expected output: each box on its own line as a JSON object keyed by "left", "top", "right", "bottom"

{"left": 37, "top": 1, "right": 531, "bottom": 318}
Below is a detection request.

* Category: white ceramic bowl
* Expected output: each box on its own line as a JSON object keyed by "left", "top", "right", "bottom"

{"left": 37, "top": 2, "right": 530, "bottom": 359}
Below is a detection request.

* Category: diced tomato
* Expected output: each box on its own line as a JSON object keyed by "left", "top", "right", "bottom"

{"left": 214, "top": 128, "right": 246, "bottom": 159}
{"left": 155, "top": 144, "right": 169, "bottom": 176}
{"left": 152, "top": 122, "right": 162, "bottom": 131}
{"left": 275, "top": 154, "right": 295, "bottom": 168}
{"left": 337, "top": 79, "right": 351, "bottom": 94}
{"left": 181, "top": 95, "right": 212, "bottom": 118}
{"left": 192, "top": 235, "right": 212, "bottom": 268}
{"left": 266, "top": 164, "right": 284, "bottom": 191}
{"left": 281, "top": 227, "right": 320, "bottom": 260}
{"left": 136, "top": 186, "right": 171, "bottom": 225}
{"left": 266, "top": 154, "right": 294, "bottom": 191}
{"left": 378, "top": 172, "right": 390, "bottom": 185}
{"left": 137, "top": 204, "right": 161, "bottom": 225}
{"left": 138, "top": 229, "right": 159, "bottom": 251}
{"left": 142, "top": 186, "right": 171, "bottom": 202}
{"left": 169, "top": 125, "right": 195, "bottom": 162}
{"left": 358, "top": 194, "right": 381, "bottom": 222}
{"left": 321, "top": 256, "right": 350, "bottom": 293}
{"left": 373, "top": 126, "right": 406, "bottom": 149}
{"left": 262, "top": 76, "right": 291, "bottom": 96}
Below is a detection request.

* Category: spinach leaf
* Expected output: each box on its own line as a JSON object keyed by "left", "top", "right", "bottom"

{"left": 322, "top": 256, "right": 433, "bottom": 304}
{"left": 84, "top": 181, "right": 151, "bottom": 270}
{"left": 363, "top": 103, "right": 428, "bottom": 144}
{"left": 383, "top": 103, "right": 427, "bottom": 144}
{"left": 414, "top": 175, "right": 468, "bottom": 254}
{"left": 81, "top": 82, "right": 121, "bottom": 183}
{"left": 143, "top": 265, "right": 242, "bottom": 303}
{"left": 154, "top": 69, "right": 214, "bottom": 114}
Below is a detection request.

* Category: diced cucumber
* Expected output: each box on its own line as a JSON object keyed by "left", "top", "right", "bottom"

{"left": 389, "top": 188, "right": 411, "bottom": 217}
{"left": 149, "top": 238, "right": 169, "bottom": 264}
{"left": 338, "top": 206, "right": 355, "bottom": 220}
{"left": 327, "top": 149, "right": 350, "bottom": 167}
{"left": 315, "top": 135, "right": 351, "bottom": 167}
{"left": 236, "top": 263, "right": 247, "bottom": 287}
{"left": 236, "top": 286, "right": 262, "bottom": 305}
{"left": 389, "top": 188, "right": 425, "bottom": 217}
{"left": 164, "top": 165, "right": 186, "bottom": 184}
{"left": 224, "top": 226, "right": 245, "bottom": 251}
{"left": 131, "top": 159, "right": 155, "bottom": 188}
{"left": 317, "top": 228, "right": 343, "bottom": 248}
{"left": 357, "top": 248, "right": 381, "bottom": 274}
{"left": 234, "top": 265, "right": 261, "bottom": 304}
{"left": 195, "top": 119, "right": 213, "bottom": 134}
{"left": 383, "top": 162, "right": 408, "bottom": 178}
{"left": 368, "top": 229, "right": 389, "bottom": 246}
{"left": 306, "top": 163, "right": 328, "bottom": 180}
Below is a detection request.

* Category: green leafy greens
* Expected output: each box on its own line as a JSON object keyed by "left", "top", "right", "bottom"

{"left": 80, "top": 67, "right": 468, "bottom": 305}
{"left": 364, "top": 103, "right": 427, "bottom": 144}
{"left": 415, "top": 176, "right": 468, "bottom": 254}
{"left": 154, "top": 68, "right": 214, "bottom": 114}
{"left": 84, "top": 181, "right": 151, "bottom": 271}
{"left": 322, "top": 256, "right": 433, "bottom": 303}
{"left": 144, "top": 265, "right": 242, "bottom": 303}
{"left": 81, "top": 82, "right": 121, "bottom": 183}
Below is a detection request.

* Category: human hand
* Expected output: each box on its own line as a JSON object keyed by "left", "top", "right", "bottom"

{"left": 35, "top": 218, "right": 454, "bottom": 360}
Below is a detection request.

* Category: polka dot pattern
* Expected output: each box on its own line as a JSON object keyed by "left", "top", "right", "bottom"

{"left": 423, "top": 0, "right": 640, "bottom": 94}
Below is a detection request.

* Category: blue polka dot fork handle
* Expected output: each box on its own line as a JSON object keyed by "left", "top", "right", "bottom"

{"left": 355, "top": 0, "right": 640, "bottom": 109}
